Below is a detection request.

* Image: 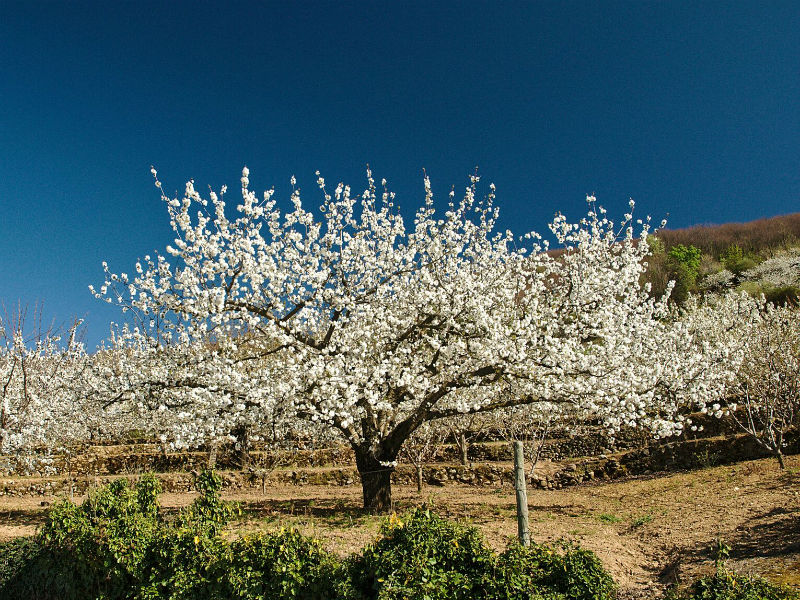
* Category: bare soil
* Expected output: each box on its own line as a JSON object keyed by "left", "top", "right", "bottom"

{"left": 2, "top": 455, "right": 798, "bottom": 599}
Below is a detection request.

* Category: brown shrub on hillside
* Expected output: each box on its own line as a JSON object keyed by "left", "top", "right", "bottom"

{"left": 656, "top": 213, "right": 800, "bottom": 259}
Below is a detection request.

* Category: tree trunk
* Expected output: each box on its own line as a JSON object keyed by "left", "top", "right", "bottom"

{"left": 458, "top": 432, "right": 469, "bottom": 466}
{"left": 416, "top": 465, "right": 423, "bottom": 493}
{"left": 776, "top": 450, "right": 786, "bottom": 470}
{"left": 355, "top": 447, "right": 394, "bottom": 513}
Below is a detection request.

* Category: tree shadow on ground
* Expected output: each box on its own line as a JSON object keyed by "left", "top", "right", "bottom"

{"left": 679, "top": 506, "right": 800, "bottom": 566}
{"left": 655, "top": 503, "right": 800, "bottom": 589}
{"left": 236, "top": 498, "right": 375, "bottom": 526}
{"left": 0, "top": 508, "right": 47, "bottom": 528}
{"left": 727, "top": 508, "right": 800, "bottom": 560}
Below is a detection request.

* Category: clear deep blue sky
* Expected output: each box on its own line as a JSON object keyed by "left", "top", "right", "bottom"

{"left": 1, "top": 1, "right": 798, "bottom": 348}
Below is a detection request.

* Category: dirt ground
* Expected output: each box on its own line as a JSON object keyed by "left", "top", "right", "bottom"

{"left": 2, "top": 455, "right": 798, "bottom": 599}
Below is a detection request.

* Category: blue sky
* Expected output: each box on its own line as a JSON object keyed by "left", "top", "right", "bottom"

{"left": 1, "top": 1, "right": 798, "bottom": 348}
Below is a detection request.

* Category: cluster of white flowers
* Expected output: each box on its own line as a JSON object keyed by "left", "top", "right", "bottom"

{"left": 701, "top": 247, "right": 800, "bottom": 292}
{"left": 739, "top": 248, "right": 800, "bottom": 288}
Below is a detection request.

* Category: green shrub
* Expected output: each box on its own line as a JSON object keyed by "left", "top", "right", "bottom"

{"left": 348, "top": 508, "right": 495, "bottom": 600}
{"left": 721, "top": 245, "right": 759, "bottom": 276}
{"left": 0, "top": 536, "right": 77, "bottom": 600}
{"left": 488, "top": 542, "right": 616, "bottom": 600}
{"left": 643, "top": 241, "right": 704, "bottom": 304}
{"left": 135, "top": 526, "right": 230, "bottom": 600}
{"left": 178, "top": 469, "right": 238, "bottom": 535}
{"left": 669, "top": 244, "right": 702, "bottom": 283}
{"left": 132, "top": 469, "right": 240, "bottom": 600}
{"left": 557, "top": 545, "right": 617, "bottom": 600}
{"left": 227, "top": 528, "right": 341, "bottom": 600}
{"left": 37, "top": 474, "right": 163, "bottom": 599}
{"left": 6, "top": 471, "right": 241, "bottom": 600}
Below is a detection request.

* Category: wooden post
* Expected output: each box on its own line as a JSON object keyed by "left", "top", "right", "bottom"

{"left": 513, "top": 441, "right": 530, "bottom": 546}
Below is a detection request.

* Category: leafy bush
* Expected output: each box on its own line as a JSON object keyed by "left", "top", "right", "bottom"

{"left": 643, "top": 239, "right": 703, "bottom": 304}
{"left": 122, "top": 470, "right": 238, "bottom": 600}
{"left": 37, "top": 474, "right": 163, "bottom": 598}
{"left": 721, "top": 245, "right": 759, "bottom": 276}
{"left": 177, "top": 469, "right": 237, "bottom": 536}
{"left": 348, "top": 508, "right": 496, "bottom": 599}
{"left": 227, "top": 528, "right": 341, "bottom": 599}
{"left": 137, "top": 530, "right": 229, "bottom": 600}
{"left": 0, "top": 536, "right": 76, "bottom": 600}
{"left": 669, "top": 245, "right": 702, "bottom": 283}
{"left": 488, "top": 542, "right": 616, "bottom": 600}
{"left": 0, "top": 471, "right": 242, "bottom": 600}
{"left": 348, "top": 508, "right": 616, "bottom": 600}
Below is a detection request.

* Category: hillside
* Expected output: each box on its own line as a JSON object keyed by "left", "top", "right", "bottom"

{"left": 655, "top": 212, "right": 800, "bottom": 259}
{"left": 641, "top": 212, "right": 800, "bottom": 303}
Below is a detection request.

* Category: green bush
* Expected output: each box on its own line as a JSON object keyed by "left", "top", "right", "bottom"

{"left": 721, "top": 245, "right": 759, "bottom": 276}
{"left": 2, "top": 470, "right": 241, "bottom": 600}
{"left": 669, "top": 244, "right": 702, "bottom": 283}
{"left": 227, "top": 529, "right": 341, "bottom": 600}
{"left": 348, "top": 508, "right": 616, "bottom": 600}
{"left": 348, "top": 508, "right": 495, "bottom": 600}
{"left": 37, "top": 474, "right": 163, "bottom": 599}
{"left": 642, "top": 240, "right": 704, "bottom": 304}
{"left": 135, "top": 526, "right": 230, "bottom": 600}
{"left": 123, "top": 469, "right": 239, "bottom": 600}
{"left": 488, "top": 542, "right": 616, "bottom": 600}
{"left": 178, "top": 469, "right": 237, "bottom": 535}
{"left": 0, "top": 536, "right": 76, "bottom": 600}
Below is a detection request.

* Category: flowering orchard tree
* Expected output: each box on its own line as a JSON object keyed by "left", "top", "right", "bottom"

{"left": 84, "top": 324, "right": 288, "bottom": 462}
{"left": 98, "top": 167, "right": 737, "bottom": 511}
{"left": 722, "top": 299, "right": 800, "bottom": 468}
{"left": 0, "top": 309, "right": 89, "bottom": 471}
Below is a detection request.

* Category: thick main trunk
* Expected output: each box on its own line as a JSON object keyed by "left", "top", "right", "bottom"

{"left": 355, "top": 447, "right": 395, "bottom": 513}
{"left": 776, "top": 450, "right": 786, "bottom": 470}
{"left": 416, "top": 465, "right": 424, "bottom": 493}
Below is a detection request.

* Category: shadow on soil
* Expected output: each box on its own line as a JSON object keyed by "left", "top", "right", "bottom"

{"left": 0, "top": 508, "right": 47, "bottom": 528}
{"left": 728, "top": 508, "right": 800, "bottom": 559}
{"left": 234, "top": 497, "right": 438, "bottom": 526}
{"left": 676, "top": 505, "right": 800, "bottom": 569}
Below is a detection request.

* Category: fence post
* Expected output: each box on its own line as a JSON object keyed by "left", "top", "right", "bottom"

{"left": 513, "top": 441, "right": 530, "bottom": 546}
